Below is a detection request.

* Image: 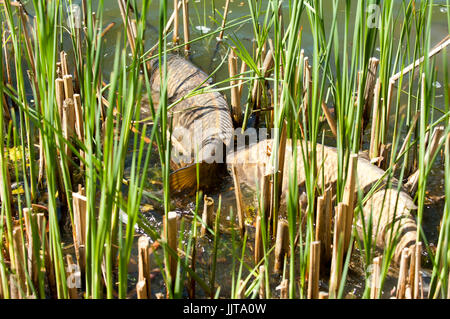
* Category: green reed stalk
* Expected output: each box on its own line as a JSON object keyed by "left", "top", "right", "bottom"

{"left": 26, "top": 0, "right": 70, "bottom": 299}
{"left": 416, "top": 0, "right": 433, "bottom": 246}
{"left": 81, "top": 0, "right": 105, "bottom": 298}
{"left": 2, "top": 0, "right": 38, "bottom": 202}
{"left": 286, "top": 131, "right": 298, "bottom": 298}
{"left": 210, "top": 196, "right": 221, "bottom": 298}
{"left": 428, "top": 48, "right": 449, "bottom": 298}
{"left": 0, "top": 28, "right": 15, "bottom": 299}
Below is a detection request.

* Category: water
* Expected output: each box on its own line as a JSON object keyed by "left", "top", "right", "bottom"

{"left": 115, "top": 0, "right": 448, "bottom": 299}
{"left": 23, "top": 0, "right": 449, "bottom": 298}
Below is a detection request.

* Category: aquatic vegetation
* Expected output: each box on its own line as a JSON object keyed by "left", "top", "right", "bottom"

{"left": 0, "top": 0, "right": 449, "bottom": 300}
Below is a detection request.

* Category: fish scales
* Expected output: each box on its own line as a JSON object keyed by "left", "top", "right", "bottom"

{"left": 143, "top": 56, "right": 416, "bottom": 262}
{"left": 149, "top": 55, "right": 233, "bottom": 156}
{"left": 229, "top": 139, "right": 417, "bottom": 262}
{"left": 145, "top": 55, "right": 234, "bottom": 192}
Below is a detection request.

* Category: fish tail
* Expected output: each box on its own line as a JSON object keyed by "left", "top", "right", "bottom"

{"left": 169, "top": 162, "right": 220, "bottom": 194}
{"left": 169, "top": 164, "right": 200, "bottom": 194}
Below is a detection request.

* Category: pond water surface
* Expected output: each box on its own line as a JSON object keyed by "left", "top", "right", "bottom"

{"left": 29, "top": 0, "right": 449, "bottom": 298}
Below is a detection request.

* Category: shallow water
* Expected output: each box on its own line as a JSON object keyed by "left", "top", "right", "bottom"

{"left": 21, "top": 0, "right": 449, "bottom": 298}
{"left": 116, "top": 0, "right": 448, "bottom": 299}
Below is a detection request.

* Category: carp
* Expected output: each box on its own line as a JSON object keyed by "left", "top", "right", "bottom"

{"left": 228, "top": 139, "right": 417, "bottom": 262}
{"left": 142, "top": 55, "right": 234, "bottom": 193}
{"left": 143, "top": 55, "right": 416, "bottom": 262}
